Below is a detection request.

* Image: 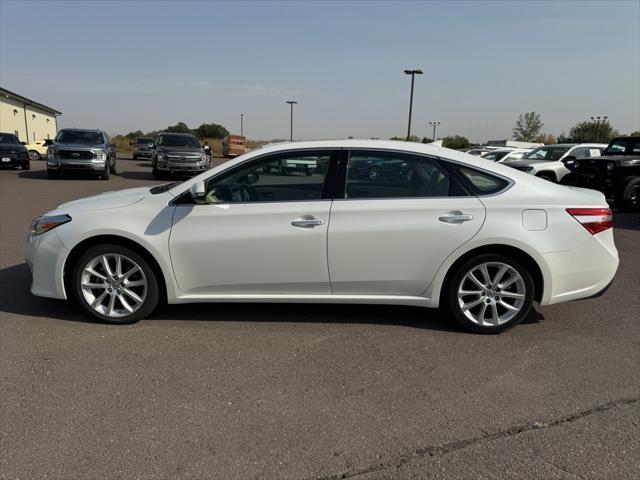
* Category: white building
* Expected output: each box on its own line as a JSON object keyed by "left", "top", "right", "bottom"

{"left": 0, "top": 87, "right": 61, "bottom": 143}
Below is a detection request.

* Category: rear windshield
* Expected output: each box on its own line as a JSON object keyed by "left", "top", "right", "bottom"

{"left": 523, "top": 146, "right": 571, "bottom": 161}
{"left": 0, "top": 133, "right": 20, "bottom": 144}
{"left": 158, "top": 135, "right": 200, "bottom": 148}
{"left": 56, "top": 130, "right": 103, "bottom": 144}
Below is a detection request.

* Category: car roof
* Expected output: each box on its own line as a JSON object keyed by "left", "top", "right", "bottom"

{"left": 58, "top": 128, "right": 103, "bottom": 133}
{"left": 158, "top": 132, "right": 195, "bottom": 137}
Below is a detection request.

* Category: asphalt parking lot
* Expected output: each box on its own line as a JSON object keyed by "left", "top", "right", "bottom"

{"left": 1, "top": 155, "right": 638, "bottom": 479}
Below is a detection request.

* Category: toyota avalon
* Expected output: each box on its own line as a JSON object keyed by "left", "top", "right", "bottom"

{"left": 25, "top": 140, "right": 618, "bottom": 333}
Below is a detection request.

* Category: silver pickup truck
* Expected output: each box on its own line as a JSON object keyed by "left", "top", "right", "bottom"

{"left": 46, "top": 128, "right": 117, "bottom": 180}
{"left": 151, "top": 133, "right": 209, "bottom": 179}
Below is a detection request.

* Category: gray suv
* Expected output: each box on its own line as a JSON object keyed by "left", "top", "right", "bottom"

{"left": 151, "top": 133, "right": 209, "bottom": 179}
{"left": 47, "top": 129, "right": 116, "bottom": 179}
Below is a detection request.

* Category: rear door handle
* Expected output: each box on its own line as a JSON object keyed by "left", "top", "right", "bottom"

{"left": 291, "top": 215, "right": 325, "bottom": 228}
{"left": 439, "top": 212, "right": 474, "bottom": 224}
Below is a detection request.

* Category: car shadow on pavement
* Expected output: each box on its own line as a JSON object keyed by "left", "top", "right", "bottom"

{"left": 0, "top": 263, "right": 544, "bottom": 332}
{"left": 18, "top": 170, "right": 106, "bottom": 181}
{"left": 613, "top": 213, "right": 640, "bottom": 231}
{"left": 118, "top": 171, "right": 157, "bottom": 181}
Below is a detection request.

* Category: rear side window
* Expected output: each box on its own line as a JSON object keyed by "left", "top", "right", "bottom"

{"left": 455, "top": 166, "right": 510, "bottom": 195}
{"left": 344, "top": 151, "right": 467, "bottom": 199}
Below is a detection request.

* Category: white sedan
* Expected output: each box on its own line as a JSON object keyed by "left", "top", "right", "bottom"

{"left": 25, "top": 140, "right": 619, "bottom": 333}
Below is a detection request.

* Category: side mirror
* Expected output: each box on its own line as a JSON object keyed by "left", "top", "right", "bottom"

{"left": 190, "top": 181, "right": 206, "bottom": 204}
{"left": 20, "top": 141, "right": 27, "bottom": 145}
{"left": 149, "top": 143, "right": 155, "bottom": 149}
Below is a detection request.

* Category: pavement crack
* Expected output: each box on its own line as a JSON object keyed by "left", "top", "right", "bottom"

{"left": 309, "top": 396, "right": 640, "bottom": 480}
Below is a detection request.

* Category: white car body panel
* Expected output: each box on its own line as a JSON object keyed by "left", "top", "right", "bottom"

{"left": 25, "top": 139, "right": 619, "bottom": 312}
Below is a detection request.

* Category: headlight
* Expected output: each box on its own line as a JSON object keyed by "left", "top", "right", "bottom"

{"left": 158, "top": 154, "right": 166, "bottom": 161}
{"left": 47, "top": 148, "right": 56, "bottom": 160}
{"left": 94, "top": 149, "right": 106, "bottom": 161}
{"left": 606, "top": 162, "right": 615, "bottom": 171}
{"left": 201, "top": 153, "right": 208, "bottom": 162}
{"left": 574, "top": 161, "right": 580, "bottom": 168}
{"left": 29, "top": 214, "right": 72, "bottom": 237}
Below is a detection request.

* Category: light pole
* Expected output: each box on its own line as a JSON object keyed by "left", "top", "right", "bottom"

{"left": 429, "top": 121, "right": 441, "bottom": 141}
{"left": 240, "top": 113, "right": 244, "bottom": 137}
{"left": 590, "top": 115, "right": 608, "bottom": 142}
{"left": 404, "top": 69, "right": 423, "bottom": 140}
{"left": 286, "top": 100, "right": 298, "bottom": 141}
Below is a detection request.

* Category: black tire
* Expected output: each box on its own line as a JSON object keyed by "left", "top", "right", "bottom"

{"left": 29, "top": 150, "right": 41, "bottom": 161}
{"left": 110, "top": 158, "right": 117, "bottom": 175}
{"left": 21, "top": 161, "right": 30, "bottom": 171}
{"left": 536, "top": 172, "right": 556, "bottom": 182}
{"left": 617, "top": 177, "right": 640, "bottom": 212}
{"left": 446, "top": 253, "right": 535, "bottom": 334}
{"left": 72, "top": 244, "right": 160, "bottom": 324}
{"left": 100, "top": 163, "right": 110, "bottom": 180}
{"left": 47, "top": 169, "right": 59, "bottom": 179}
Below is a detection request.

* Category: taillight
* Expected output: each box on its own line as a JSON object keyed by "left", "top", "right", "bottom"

{"left": 566, "top": 208, "right": 612, "bottom": 235}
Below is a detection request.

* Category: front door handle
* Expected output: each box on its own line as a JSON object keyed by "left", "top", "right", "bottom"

{"left": 291, "top": 215, "right": 325, "bottom": 228}
{"left": 439, "top": 211, "right": 474, "bottom": 224}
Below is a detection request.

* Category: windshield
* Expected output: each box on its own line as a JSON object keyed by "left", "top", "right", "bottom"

{"left": 158, "top": 135, "right": 200, "bottom": 148}
{"left": 605, "top": 138, "right": 640, "bottom": 155}
{"left": 523, "top": 146, "right": 571, "bottom": 161}
{"left": 481, "top": 151, "right": 510, "bottom": 161}
{"left": 136, "top": 138, "right": 154, "bottom": 145}
{"left": 56, "top": 130, "right": 103, "bottom": 144}
{"left": 0, "top": 133, "right": 21, "bottom": 144}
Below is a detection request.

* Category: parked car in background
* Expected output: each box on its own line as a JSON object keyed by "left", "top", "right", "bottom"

{"left": 223, "top": 135, "right": 246, "bottom": 158}
{"left": 502, "top": 143, "right": 607, "bottom": 182}
{"left": 131, "top": 138, "right": 154, "bottom": 160}
{"left": 562, "top": 136, "right": 640, "bottom": 211}
{"left": 151, "top": 132, "right": 209, "bottom": 179}
{"left": 464, "top": 146, "right": 501, "bottom": 156}
{"left": 26, "top": 140, "right": 618, "bottom": 334}
{"left": 46, "top": 129, "right": 116, "bottom": 180}
{"left": 481, "top": 148, "right": 532, "bottom": 162}
{"left": 0, "top": 132, "right": 30, "bottom": 170}
{"left": 26, "top": 138, "right": 54, "bottom": 160}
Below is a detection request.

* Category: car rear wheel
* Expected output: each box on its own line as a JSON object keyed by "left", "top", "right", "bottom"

{"left": 29, "top": 150, "right": 41, "bottom": 161}
{"left": 72, "top": 244, "right": 159, "bottom": 324}
{"left": 446, "top": 254, "right": 534, "bottom": 334}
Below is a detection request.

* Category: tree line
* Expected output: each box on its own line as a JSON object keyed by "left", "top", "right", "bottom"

{"left": 390, "top": 113, "right": 639, "bottom": 149}
{"left": 122, "top": 121, "right": 230, "bottom": 140}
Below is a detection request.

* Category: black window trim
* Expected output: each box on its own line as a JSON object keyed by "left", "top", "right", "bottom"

{"left": 171, "top": 147, "right": 342, "bottom": 206}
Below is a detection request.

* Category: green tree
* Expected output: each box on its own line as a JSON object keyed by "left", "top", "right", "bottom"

{"left": 421, "top": 136, "right": 433, "bottom": 144}
{"left": 534, "top": 133, "right": 556, "bottom": 145}
{"left": 125, "top": 130, "right": 144, "bottom": 139}
{"left": 628, "top": 130, "right": 640, "bottom": 137}
{"left": 389, "top": 135, "right": 421, "bottom": 142}
{"left": 194, "top": 123, "right": 229, "bottom": 139}
{"left": 561, "top": 120, "right": 619, "bottom": 143}
{"left": 441, "top": 135, "right": 471, "bottom": 150}
{"left": 513, "top": 112, "right": 543, "bottom": 142}
{"left": 165, "top": 122, "right": 191, "bottom": 134}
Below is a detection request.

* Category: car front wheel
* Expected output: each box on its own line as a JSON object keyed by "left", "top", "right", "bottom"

{"left": 29, "top": 150, "right": 41, "bottom": 161}
{"left": 446, "top": 254, "right": 534, "bottom": 333}
{"left": 72, "top": 244, "right": 160, "bottom": 324}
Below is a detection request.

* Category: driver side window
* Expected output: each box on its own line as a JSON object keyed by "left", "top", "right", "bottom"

{"left": 204, "top": 151, "right": 334, "bottom": 203}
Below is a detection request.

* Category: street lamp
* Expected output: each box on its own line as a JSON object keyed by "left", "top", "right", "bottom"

{"left": 240, "top": 113, "right": 244, "bottom": 137}
{"left": 429, "top": 121, "right": 441, "bottom": 141}
{"left": 404, "top": 69, "right": 423, "bottom": 140}
{"left": 590, "top": 115, "right": 608, "bottom": 142}
{"left": 286, "top": 100, "right": 298, "bottom": 141}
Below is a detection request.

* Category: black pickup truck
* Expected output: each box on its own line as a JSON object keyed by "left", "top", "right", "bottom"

{"left": 562, "top": 136, "right": 640, "bottom": 211}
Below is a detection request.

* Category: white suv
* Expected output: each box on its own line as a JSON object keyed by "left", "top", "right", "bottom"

{"left": 502, "top": 144, "right": 607, "bottom": 182}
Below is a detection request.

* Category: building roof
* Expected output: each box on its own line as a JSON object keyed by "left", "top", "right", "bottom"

{"left": 0, "top": 87, "right": 61, "bottom": 115}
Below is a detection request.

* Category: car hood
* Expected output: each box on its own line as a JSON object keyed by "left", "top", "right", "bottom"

{"left": 53, "top": 143, "right": 105, "bottom": 149}
{"left": 0, "top": 144, "right": 27, "bottom": 153}
{"left": 50, "top": 186, "right": 150, "bottom": 215}
{"left": 156, "top": 146, "right": 203, "bottom": 154}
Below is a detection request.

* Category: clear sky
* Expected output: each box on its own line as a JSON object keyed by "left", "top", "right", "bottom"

{"left": 1, "top": 0, "right": 638, "bottom": 142}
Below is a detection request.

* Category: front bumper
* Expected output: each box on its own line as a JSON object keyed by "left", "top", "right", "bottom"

{"left": 156, "top": 161, "right": 209, "bottom": 173}
{"left": 25, "top": 229, "right": 69, "bottom": 300}
{"left": 47, "top": 160, "right": 108, "bottom": 173}
{"left": 1, "top": 156, "right": 29, "bottom": 167}
{"left": 134, "top": 150, "right": 152, "bottom": 157}
{"left": 562, "top": 172, "right": 613, "bottom": 197}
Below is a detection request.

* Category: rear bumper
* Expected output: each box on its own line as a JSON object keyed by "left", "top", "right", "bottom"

{"left": 536, "top": 231, "right": 619, "bottom": 305}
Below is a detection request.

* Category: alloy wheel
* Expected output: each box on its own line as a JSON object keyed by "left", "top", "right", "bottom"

{"left": 80, "top": 253, "right": 148, "bottom": 318}
{"left": 457, "top": 262, "right": 526, "bottom": 327}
